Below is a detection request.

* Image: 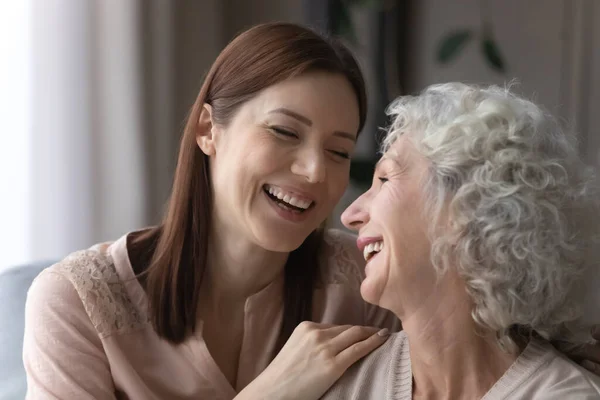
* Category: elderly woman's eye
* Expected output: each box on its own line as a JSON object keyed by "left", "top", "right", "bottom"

{"left": 378, "top": 177, "right": 388, "bottom": 184}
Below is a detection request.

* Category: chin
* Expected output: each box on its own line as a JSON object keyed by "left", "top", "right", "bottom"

{"left": 360, "top": 279, "right": 384, "bottom": 306}
{"left": 256, "top": 230, "right": 309, "bottom": 253}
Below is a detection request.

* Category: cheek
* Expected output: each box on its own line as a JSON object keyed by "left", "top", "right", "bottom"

{"left": 360, "top": 254, "right": 392, "bottom": 306}
{"left": 327, "top": 165, "right": 350, "bottom": 200}
{"left": 386, "top": 225, "right": 433, "bottom": 304}
{"left": 235, "top": 139, "right": 281, "bottom": 177}
{"left": 360, "top": 274, "right": 387, "bottom": 306}
{"left": 364, "top": 192, "right": 418, "bottom": 306}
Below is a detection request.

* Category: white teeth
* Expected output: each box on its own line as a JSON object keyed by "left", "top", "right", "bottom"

{"left": 288, "top": 197, "right": 300, "bottom": 208}
{"left": 300, "top": 200, "right": 311, "bottom": 208}
{"left": 265, "top": 185, "right": 313, "bottom": 210}
{"left": 287, "top": 197, "right": 312, "bottom": 209}
{"left": 363, "top": 241, "right": 384, "bottom": 262}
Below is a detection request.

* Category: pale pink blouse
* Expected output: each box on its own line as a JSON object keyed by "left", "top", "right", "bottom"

{"left": 23, "top": 229, "right": 400, "bottom": 399}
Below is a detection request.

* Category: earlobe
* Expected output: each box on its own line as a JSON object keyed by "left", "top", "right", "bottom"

{"left": 196, "top": 103, "right": 216, "bottom": 156}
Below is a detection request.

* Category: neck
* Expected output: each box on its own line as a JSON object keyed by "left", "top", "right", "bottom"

{"left": 397, "top": 274, "right": 518, "bottom": 399}
{"left": 200, "top": 224, "right": 288, "bottom": 313}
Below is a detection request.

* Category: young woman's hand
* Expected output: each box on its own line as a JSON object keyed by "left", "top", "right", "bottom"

{"left": 235, "top": 322, "right": 390, "bottom": 400}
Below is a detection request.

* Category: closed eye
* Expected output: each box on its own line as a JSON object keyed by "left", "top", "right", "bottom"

{"left": 271, "top": 126, "right": 298, "bottom": 138}
{"left": 329, "top": 150, "right": 350, "bottom": 159}
{"left": 378, "top": 177, "right": 388, "bottom": 183}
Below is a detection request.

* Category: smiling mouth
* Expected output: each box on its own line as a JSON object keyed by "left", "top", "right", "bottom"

{"left": 263, "top": 184, "right": 315, "bottom": 214}
{"left": 363, "top": 240, "right": 384, "bottom": 262}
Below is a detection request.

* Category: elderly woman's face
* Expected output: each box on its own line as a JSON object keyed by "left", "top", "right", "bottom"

{"left": 341, "top": 136, "right": 437, "bottom": 314}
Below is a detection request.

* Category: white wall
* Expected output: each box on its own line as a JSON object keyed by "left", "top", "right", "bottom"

{"left": 0, "top": 1, "right": 32, "bottom": 268}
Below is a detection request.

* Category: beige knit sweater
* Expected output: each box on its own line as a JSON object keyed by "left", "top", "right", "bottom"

{"left": 322, "top": 332, "right": 600, "bottom": 399}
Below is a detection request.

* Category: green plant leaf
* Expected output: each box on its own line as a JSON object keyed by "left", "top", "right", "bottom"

{"left": 481, "top": 37, "right": 505, "bottom": 72}
{"left": 436, "top": 30, "right": 473, "bottom": 64}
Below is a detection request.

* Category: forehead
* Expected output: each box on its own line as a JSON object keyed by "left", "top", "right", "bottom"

{"left": 380, "top": 135, "right": 414, "bottom": 165}
{"left": 259, "top": 71, "right": 351, "bottom": 98}
{"left": 244, "top": 72, "right": 360, "bottom": 129}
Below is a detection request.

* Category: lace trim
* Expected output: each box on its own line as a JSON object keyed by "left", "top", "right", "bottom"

{"left": 54, "top": 249, "right": 148, "bottom": 338}
{"left": 318, "top": 229, "right": 364, "bottom": 287}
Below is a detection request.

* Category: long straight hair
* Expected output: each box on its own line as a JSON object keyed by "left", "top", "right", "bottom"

{"left": 129, "top": 23, "right": 367, "bottom": 349}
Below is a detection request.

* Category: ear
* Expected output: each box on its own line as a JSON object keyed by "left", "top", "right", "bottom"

{"left": 196, "top": 103, "right": 217, "bottom": 156}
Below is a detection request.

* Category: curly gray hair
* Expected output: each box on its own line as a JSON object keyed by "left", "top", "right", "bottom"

{"left": 383, "top": 82, "right": 599, "bottom": 352}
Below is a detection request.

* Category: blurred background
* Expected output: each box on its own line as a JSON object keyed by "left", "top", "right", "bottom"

{"left": 1, "top": 0, "right": 599, "bottom": 270}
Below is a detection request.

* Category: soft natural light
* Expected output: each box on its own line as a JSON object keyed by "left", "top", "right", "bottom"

{"left": 0, "top": 1, "right": 31, "bottom": 270}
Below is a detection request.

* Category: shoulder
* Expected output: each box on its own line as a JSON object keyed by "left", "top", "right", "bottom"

{"left": 499, "top": 339, "right": 600, "bottom": 399}
{"left": 322, "top": 332, "right": 410, "bottom": 400}
{"left": 28, "top": 242, "right": 148, "bottom": 338}
{"left": 318, "top": 228, "right": 365, "bottom": 287}
{"left": 48, "top": 243, "right": 116, "bottom": 287}
{"left": 535, "top": 345, "right": 600, "bottom": 397}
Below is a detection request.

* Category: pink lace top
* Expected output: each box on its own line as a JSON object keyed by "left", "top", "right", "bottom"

{"left": 23, "top": 229, "right": 400, "bottom": 399}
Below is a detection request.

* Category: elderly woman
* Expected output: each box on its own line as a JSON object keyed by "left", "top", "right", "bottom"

{"left": 323, "top": 83, "right": 600, "bottom": 399}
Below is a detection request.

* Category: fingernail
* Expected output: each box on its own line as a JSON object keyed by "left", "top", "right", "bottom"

{"left": 377, "top": 328, "right": 390, "bottom": 337}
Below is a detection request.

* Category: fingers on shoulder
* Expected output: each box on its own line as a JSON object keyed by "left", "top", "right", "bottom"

{"left": 336, "top": 328, "right": 390, "bottom": 365}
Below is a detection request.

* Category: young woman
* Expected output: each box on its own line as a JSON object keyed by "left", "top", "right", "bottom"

{"left": 23, "top": 22, "right": 399, "bottom": 399}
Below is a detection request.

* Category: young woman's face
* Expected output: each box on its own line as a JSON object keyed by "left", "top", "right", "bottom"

{"left": 199, "top": 71, "right": 360, "bottom": 251}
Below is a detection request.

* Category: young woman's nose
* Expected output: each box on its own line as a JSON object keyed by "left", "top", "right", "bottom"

{"left": 291, "top": 146, "right": 326, "bottom": 183}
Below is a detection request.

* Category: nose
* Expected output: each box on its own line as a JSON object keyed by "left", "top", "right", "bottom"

{"left": 341, "top": 191, "right": 370, "bottom": 231}
{"left": 291, "top": 146, "right": 326, "bottom": 183}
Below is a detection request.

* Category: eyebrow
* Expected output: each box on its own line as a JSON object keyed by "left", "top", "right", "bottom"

{"left": 269, "top": 108, "right": 312, "bottom": 126}
{"left": 268, "top": 107, "right": 357, "bottom": 142}
{"left": 376, "top": 155, "right": 404, "bottom": 171}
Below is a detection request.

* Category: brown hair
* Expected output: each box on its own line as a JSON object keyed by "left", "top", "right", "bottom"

{"left": 130, "top": 22, "right": 367, "bottom": 349}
